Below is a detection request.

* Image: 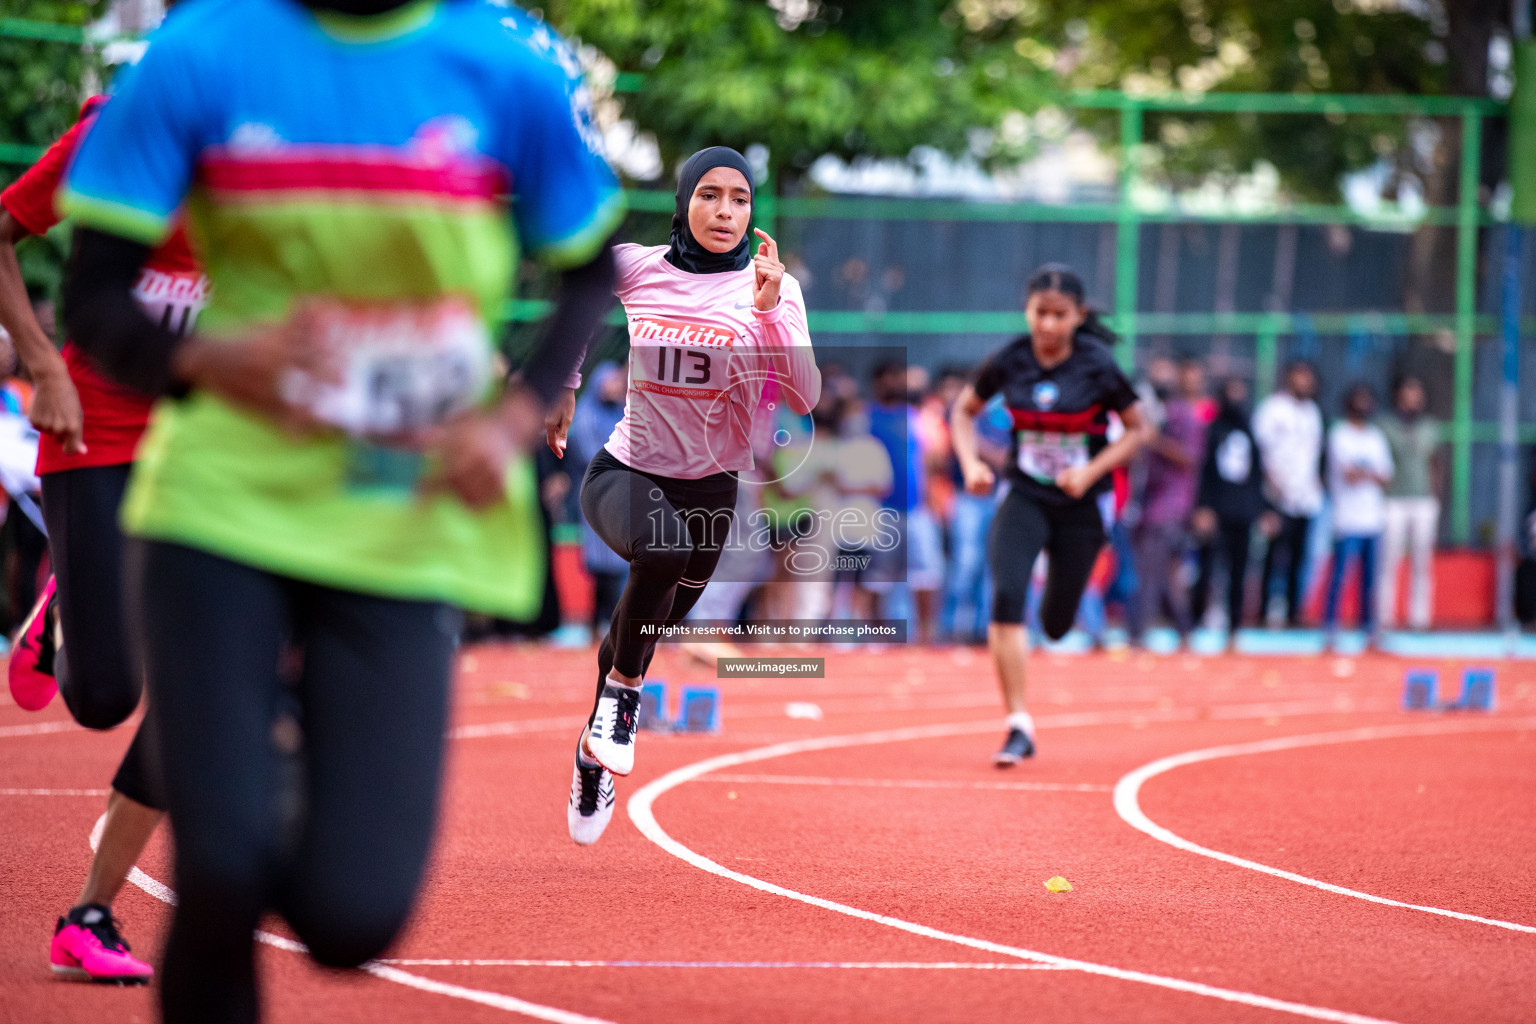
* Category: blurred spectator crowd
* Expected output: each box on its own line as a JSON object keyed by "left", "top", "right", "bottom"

{"left": 540, "top": 350, "right": 1466, "bottom": 651}
{"left": 9, "top": 300, "right": 1536, "bottom": 649}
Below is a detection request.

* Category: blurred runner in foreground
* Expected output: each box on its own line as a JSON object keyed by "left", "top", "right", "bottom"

{"left": 60, "top": 2, "right": 622, "bottom": 1020}
{"left": 2, "top": 92, "right": 207, "bottom": 985}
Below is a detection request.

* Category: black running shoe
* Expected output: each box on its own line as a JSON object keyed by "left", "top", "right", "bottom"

{"left": 992, "top": 727, "right": 1036, "bottom": 767}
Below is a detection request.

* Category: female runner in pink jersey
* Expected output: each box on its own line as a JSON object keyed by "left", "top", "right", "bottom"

{"left": 563, "top": 148, "right": 820, "bottom": 843}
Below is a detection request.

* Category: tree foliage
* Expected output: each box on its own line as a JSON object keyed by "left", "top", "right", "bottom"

{"left": 0, "top": 0, "right": 100, "bottom": 294}
{"left": 546, "top": 0, "right": 1505, "bottom": 208}
{"left": 544, "top": 0, "right": 1054, "bottom": 179}
{"left": 1010, "top": 0, "right": 1492, "bottom": 203}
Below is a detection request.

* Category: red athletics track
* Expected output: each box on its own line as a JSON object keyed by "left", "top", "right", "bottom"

{"left": 2, "top": 645, "right": 1534, "bottom": 1024}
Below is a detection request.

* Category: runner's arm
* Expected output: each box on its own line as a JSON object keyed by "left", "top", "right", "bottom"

{"left": 0, "top": 212, "right": 86, "bottom": 452}
{"left": 754, "top": 273, "right": 820, "bottom": 415}
{"left": 519, "top": 237, "right": 618, "bottom": 408}
{"left": 526, "top": 236, "right": 620, "bottom": 458}
{"left": 62, "top": 227, "right": 188, "bottom": 398}
{"left": 949, "top": 385, "right": 995, "bottom": 496}
{"left": 0, "top": 215, "right": 69, "bottom": 385}
{"left": 1071, "top": 401, "right": 1151, "bottom": 490}
{"left": 760, "top": 339, "right": 820, "bottom": 416}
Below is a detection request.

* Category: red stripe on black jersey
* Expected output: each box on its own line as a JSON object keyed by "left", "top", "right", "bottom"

{"left": 1008, "top": 404, "right": 1107, "bottom": 434}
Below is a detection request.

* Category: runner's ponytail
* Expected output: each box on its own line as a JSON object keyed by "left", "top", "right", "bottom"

{"left": 1076, "top": 308, "right": 1118, "bottom": 346}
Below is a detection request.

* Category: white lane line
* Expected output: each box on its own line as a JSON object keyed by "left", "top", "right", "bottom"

{"left": 361, "top": 964, "right": 622, "bottom": 1024}
{"left": 1113, "top": 718, "right": 1536, "bottom": 935}
{"left": 0, "top": 787, "right": 111, "bottom": 796}
{"left": 724, "top": 688, "right": 1343, "bottom": 718}
{"left": 90, "top": 812, "right": 176, "bottom": 905}
{"left": 451, "top": 715, "right": 589, "bottom": 740}
{"left": 728, "top": 693, "right": 1002, "bottom": 716}
{"left": 701, "top": 774, "right": 1111, "bottom": 793}
{"left": 380, "top": 959, "right": 1070, "bottom": 971}
{"left": 0, "top": 720, "right": 79, "bottom": 738}
{"left": 1042, "top": 698, "right": 1387, "bottom": 730}
{"left": 444, "top": 696, "right": 1386, "bottom": 745}
{"left": 628, "top": 716, "right": 1404, "bottom": 1024}
{"left": 88, "top": 815, "right": 620, "bottom": 1023}
{"left": 40, "top": 693, "right": 1402, "bottom": 1023}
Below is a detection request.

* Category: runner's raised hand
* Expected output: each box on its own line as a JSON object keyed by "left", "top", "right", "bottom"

{"left": 752, "top": 228, "right": 784, "bottom": 312}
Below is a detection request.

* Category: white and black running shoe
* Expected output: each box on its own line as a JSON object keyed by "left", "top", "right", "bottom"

{"left": 567, "top": 741, "right": 615, "bottom": 845}
{"left": 587, "top": 681, "right": 641, "bottom": 776}
{"left": 992, "top": 727, "right": 1036, "bottom": 766}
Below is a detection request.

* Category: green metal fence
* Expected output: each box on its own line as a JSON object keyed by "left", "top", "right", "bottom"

{"left": 583, "top": 87, "right": 1510, "bottom": 543}
{"left": 0, "top": 18, "right": 1519, "bottom": 544}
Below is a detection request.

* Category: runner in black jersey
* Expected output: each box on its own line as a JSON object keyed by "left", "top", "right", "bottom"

{"left": 950, "top": 265, "right": 1150, "bottom": 766}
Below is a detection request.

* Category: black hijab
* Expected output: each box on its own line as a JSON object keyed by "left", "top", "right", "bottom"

{"left": 665, "top": 147, "right": 755, "bottom": 275}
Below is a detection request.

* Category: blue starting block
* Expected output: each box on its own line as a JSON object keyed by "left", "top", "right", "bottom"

{"left": 1446, "top": 667, "right": 1496, "bottom": 712}
{"left": 675, "top": 685, "right": 722, "bottom": 734}
{"left": 1402, "top": 669, "right": 1438, "bottom": 710}
{"left": 638, "top": 680, "right": 670, "bottom": 732}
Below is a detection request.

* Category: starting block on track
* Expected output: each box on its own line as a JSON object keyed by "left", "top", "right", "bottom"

{"left": 1402, "top": 667, "right": 1495, "bottom": 712}
{"left": 1402, "top": 669, "right": 1438, "bottom": 710}
{"left": 638, "top": 681, "right": 669, "bottom": 731}
{"left": 676, "top": 685, "right": 722, "bottom": 734}
{"left": 1445, "top": 668, "right": 1495, "bottom": 712}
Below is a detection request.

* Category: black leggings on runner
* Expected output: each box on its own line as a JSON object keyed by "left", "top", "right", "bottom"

{"left": 127, "top": 540, "right": 458, "bottom": 1024}
{"left": 988, "top": 487, "right": 1105, "bottom": 638}
{"left": 41, "top": 464, "right": 139, "bottom": 728}
{"left": 580, "top": 449, "right": 736, "bottom": 710}
{"left": 39, "top": 464, "right": 164, "bottom": 810}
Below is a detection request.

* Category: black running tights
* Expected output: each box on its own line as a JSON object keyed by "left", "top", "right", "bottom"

{"left": 41, "top": 465, "right": 139, "bottom": 729}
{"left": 127, "top": 540, "right": 457, "bottom": 1024}
{"left": 579, "top": 449, "right": 736, "bottom": 706}
{"left": 987, "top": 488, "right": 1105, "bottom": 638}
{"left": 40, "top": 464, "right": 162, "bottom": 809}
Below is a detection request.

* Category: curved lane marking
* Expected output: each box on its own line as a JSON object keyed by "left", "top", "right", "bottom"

{"left": 48, "top": 694, "right": 1419, "bottom": 1022}
{"left": 1112, "top": 718, "right": 1536, "bottom": 935}
{"left": 380, "top": 958, "right": 1071, "bottom": 970}
{"left": 444, "top": 695, "right": 1388, "bottom": 744}
{"left": 89, "top": 815, "right": 620, "bottom": 1024}
{"left": 628, "top": 715, "right": 1404, "bottom": 1024}
{"left": 701, "top": 773, "right": 1111, "bottom": 793}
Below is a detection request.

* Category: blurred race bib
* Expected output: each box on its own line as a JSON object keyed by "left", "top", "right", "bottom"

{"left": 1017, "top": 430, "right": 1088, "bottom": 484}
{"left": 282, "top": 299, "right": 492, "bottom": 439}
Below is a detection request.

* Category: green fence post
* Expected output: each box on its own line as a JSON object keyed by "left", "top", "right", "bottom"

{"left": 1114, "top": 100, "right": 1142, "bottom": 374}
{"left": 1255, "top": 317, "right": 1279, "bottom": 397}
{"left": 1452, "top": 108, "right": 1482, "bottom": 545}
{"left": 755, "top": 162, "right": 778, "bottom": 241}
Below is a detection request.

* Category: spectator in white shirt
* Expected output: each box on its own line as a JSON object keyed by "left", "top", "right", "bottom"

{"left": 1377, "top": 376, "right": 1441, "bottom": 631}
{"left": 1323, "top": 384, "right": 1394, "bottom": 646}
{"left": 1253, "top": 361, "right": 1324, "bottom": 626}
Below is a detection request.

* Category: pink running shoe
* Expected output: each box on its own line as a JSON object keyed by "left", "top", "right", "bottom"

{"left": 8, "top": 576, "right": 58, "bottom": 711}
{"left": 50, "top": 904, "right": 153, "bottom": 984}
